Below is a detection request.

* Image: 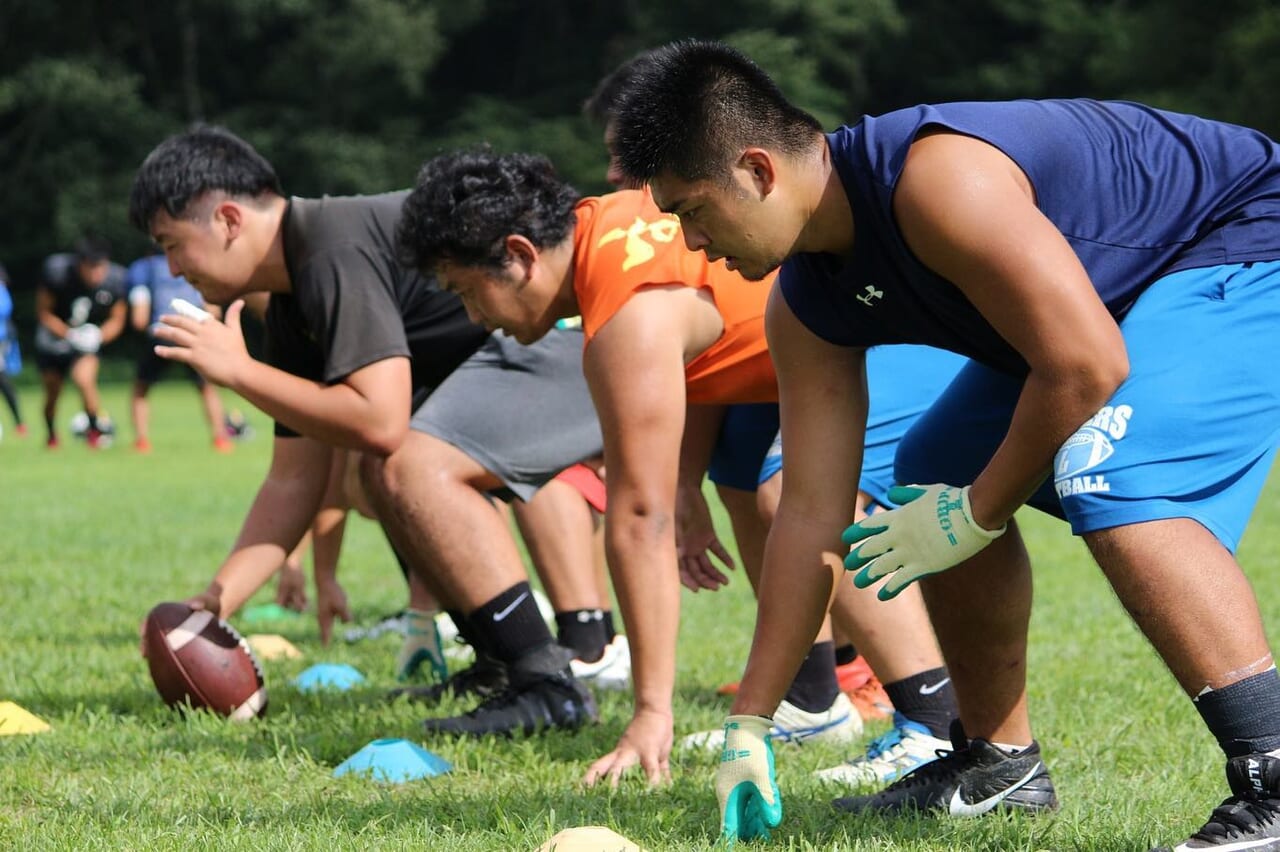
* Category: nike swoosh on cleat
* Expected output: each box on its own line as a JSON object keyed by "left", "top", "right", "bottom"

{"left": 491, "top": 592, "right": 530, "bottom": 622}
{"left": 948, "top": 761, "right": 1043, "bottom": 817}
{"left": 919, "top": 678, "right": 951, "bottom": 695}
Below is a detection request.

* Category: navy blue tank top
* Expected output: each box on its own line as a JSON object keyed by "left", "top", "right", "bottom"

{"left": 780, "top": 99, "right": 1280, "bottom": 375}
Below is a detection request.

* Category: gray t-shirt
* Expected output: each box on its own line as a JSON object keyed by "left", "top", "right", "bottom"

{"left": 265, "top": 191, "right": 489, "bottom": 437}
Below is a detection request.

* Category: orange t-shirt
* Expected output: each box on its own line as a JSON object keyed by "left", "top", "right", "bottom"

{"left": 573, "top": 190, "right": 778, "bottom": 404}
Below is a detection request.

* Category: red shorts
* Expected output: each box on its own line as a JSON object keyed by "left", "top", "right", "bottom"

{"left": 554, "top": 463, "right": 606, "bottom": 513}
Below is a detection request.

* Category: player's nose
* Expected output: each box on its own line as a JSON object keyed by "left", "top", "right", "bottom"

{"left": 682, "top": 225, "right": 709, "bottom": 253}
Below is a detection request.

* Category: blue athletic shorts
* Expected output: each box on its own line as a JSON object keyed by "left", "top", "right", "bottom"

{"left": 707, "top": 403, "right": 780, "bottom": 492}
{"left": 717, "top": 345, "right": 966, "bottom": 506}
{"left": 895, "top": 262, "right": 1280, "bottom": 552}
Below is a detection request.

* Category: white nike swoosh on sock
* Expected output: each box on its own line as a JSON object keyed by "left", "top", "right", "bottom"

{"left": 919, "top": 677, "right": 952, "bottom": 695}
{"left": 492, "top": 591, "right": 530, "bottom": 622}
{"left": 948, "top": 761, "right": 1042, "bottom": 817}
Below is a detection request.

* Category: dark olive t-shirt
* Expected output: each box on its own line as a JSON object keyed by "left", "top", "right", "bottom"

{"left": 264, "top": 191, "right": 488, "bottom": 437}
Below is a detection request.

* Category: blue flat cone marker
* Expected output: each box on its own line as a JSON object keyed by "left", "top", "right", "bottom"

{"left": 0, "top": 701, "right": 51, "bottom": 736}
{"left": 333, "top": 738, "right": 451, "bottom": 782}
{"left": 294, "top": 663, "right": 364, "bottom": 692}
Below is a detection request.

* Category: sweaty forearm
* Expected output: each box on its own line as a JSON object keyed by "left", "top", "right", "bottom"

{"left": 971, "top": 367, "right": 1120, "bottom": 527}
{"left": 606, "top": 510, "right": 681, "bottom": 715}
{"left": 214, "top": 476, "right": 327, "bottom": 617}
{"left": 731, "top": 508, "right": 837, "bottom": 718}
{"left": 230, "top": 360, "right": 405, "bottom": 456}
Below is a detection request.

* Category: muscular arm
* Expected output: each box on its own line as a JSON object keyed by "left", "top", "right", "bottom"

{"left": 35, "top": 288, "right": 69, "bottom": 337}
{"left": 100, "top": 299, "right": 127, "bottom": 344}
{"left": 205, "top": 435, "right": 334, "bottom": 617}
{"left": 733, "top": 289, "right": 867, "bottom": 718}
{"left": 155, "top": 303, "right": 411, "bottom": 455}
{"left": 584, "top": 286, "right": 729, "bottom": 785}
{"left": 894, "top": 132, "right": 1129, "bottom": 527}
{"left": 586, "top": 295, "right": 689, "bottom": 722}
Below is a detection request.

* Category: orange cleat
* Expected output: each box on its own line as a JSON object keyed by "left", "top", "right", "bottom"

{"left": 212, "top": 436, "right": 234, "bottom": 454}
{"left": 717, "top": 654, "right": 894, "bottom": 720}
{"left": 134, "top": 436, "right": 153, "bottom": 454}
{"left": 15, "top": 423, "right": 28, "bottom": 437}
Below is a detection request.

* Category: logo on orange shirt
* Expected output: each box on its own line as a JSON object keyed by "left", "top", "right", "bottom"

{"left": 597, "top": 215, "right": 681, "bottom": 272}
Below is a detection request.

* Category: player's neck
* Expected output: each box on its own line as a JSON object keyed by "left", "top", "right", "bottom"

{"left": 547, "top": 237, "right": 580, "bottom": 321}
{"left": 247, "top": 197, "right": 293, "bottom": 294}
{"left": 794, "top": 137, "right": 855, "bottom": 257}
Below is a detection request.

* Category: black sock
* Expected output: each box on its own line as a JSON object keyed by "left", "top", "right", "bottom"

{"left": 555, "top": 609, "right": 607, "bottom": 662}
{"left": 446, "top": 609, "right": 481, "bottom": 655}
{"left": 86, "top": 411, "right": 99, "bottom": 432}
{"left": 884, "top": 667, "right": 957, "bottom": 739}
{"left": 602, "top": 610, "right": 617, "bottom": 643}
{"left": 835, "top": 643, "right": 858, "bottom": 667}
{"left": 467, "top": 582, "right": 556, "bottom": 665}
{"left": 44, "top": 411, "right": 55, "bottom": 441}
{"left": 1195, "top": 668, "right": 1280, "bottom": 758}
{"left": 783, "top": 641, "right": 840, "bottom": 713}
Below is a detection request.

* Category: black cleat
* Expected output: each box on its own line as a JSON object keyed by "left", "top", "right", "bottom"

{"left": 387, "top": 654, "right": 507, "bottom": 705}
{"left": 421, "top": 671, "right": 598, "bottom": 738}
{"left": 1152, "top": 753, "right": 1280, "bottom": 851}
{"left": 833, "top": 720, "right": 1057, "bottom": 817}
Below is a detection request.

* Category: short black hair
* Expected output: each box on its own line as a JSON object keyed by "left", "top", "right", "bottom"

{"left": 613, "top": 39, "right": 823, "bottom": 183}
{"left": 397, "top": 149, "right": 580, "bottom": 273}
{"left": 128, "top": 125, "right": 283, "bottom": 232}
{"left": 582, "top": 49, "right": 661, "bottom": 127}
{"left": 73, "top": 236, "right": 111, "bottom": 263}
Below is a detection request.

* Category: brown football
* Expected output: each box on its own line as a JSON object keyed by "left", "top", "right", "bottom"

{"left": 143, "top": 601, "right": 268, "bottom": 719}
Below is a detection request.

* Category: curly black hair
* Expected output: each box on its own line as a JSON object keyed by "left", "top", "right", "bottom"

{"left": 129, "top": 125, "right": 282, "bottom": 232}
{"left": 397, "top": 148, "right": 580, "bottom": 273}
{"left": 612, "top": 39, "right": 822, "bottom": 183}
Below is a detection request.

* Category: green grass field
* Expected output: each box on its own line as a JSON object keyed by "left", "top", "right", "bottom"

{"left": 3, "top": 381, "right": 1280, "bottom": 851}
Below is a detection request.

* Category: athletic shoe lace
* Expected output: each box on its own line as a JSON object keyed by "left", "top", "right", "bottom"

{"left": 880, "top": 744, "right": 970, "bottom": 791}
{"left": 1192, "top": 791, "right": 1280, "bottom": 841}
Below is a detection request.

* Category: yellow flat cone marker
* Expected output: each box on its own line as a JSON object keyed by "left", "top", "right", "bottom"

{"left": 536, "top": 826, "right": 647, "bottom": 852}
{"left": 0, "top": 701, "right": 51, "bottom": 735}
{"left": 247, "top": 634, "right": 303, "bottom": 660}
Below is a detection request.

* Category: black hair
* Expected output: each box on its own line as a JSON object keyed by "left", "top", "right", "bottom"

{"left": 582, "top": 50, "right": 661, "bottom": 127}
{"left": 128, "top": 125, "right": 283, "bottom": 232}
{"left": 397, "top": 148, "right": 580, "bottom": 273}
{"left": 73, "top": 236, "right": 111, "bottom": 263}
{"left": 612, "top": 39, "right": 823, "bottom": 183}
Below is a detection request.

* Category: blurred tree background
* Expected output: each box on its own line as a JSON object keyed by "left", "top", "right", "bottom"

{"left": 2, "top": 0, "right": 1278, "bottom": 290}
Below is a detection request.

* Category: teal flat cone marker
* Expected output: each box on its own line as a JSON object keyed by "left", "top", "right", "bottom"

{"left": 241, "top": 603, "right": 301, "bottom": 623}
{"left": 294, "top": 663, "right": 365, "bottom": 692}
{"left": 333, "top": 738, "right": 451, "bottom": 782}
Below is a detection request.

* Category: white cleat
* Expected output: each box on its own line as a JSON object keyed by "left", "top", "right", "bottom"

{"left": 680, "top": 692, "right": 863, "bottom": 750}
{"left": 569, "top": 635, "right": 632, "bottom": 690}
{"left": 815, "top": 712, "right": 949, "bottom": 787}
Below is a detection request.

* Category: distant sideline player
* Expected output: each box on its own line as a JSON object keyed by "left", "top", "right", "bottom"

{"left": 125, "top": 252, "right": 233, "bottom": 453}
{"left": 34, "top": 238, "right": 127, "bottom": 449}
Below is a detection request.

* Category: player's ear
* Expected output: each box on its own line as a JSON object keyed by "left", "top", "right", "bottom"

{"left": 504, "top": 235, "right": 539, "bottom": 282}
{"left": 739, "top": 148, "right": 777, "bottom": 199}
{"left": 214, "top": 201, "right": 244, "bottom": 245}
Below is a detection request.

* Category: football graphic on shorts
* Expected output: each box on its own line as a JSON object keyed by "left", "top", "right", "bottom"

{"left": 143, "top": 602, "right": 268, "bottom": 719}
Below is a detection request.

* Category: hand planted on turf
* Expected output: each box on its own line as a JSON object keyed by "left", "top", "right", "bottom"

{"left": 153, "top": 300, "right": 251, "bottom": 388}
{"left": 314, "top": 575, "right": 351, "bottom": 646}
{"left": 676, "top": 483, "right": 735, "bottom": 592}
{"left": 583, "top": 707, "right": 673, "bottom": 788}
{"left": 274, "top": 562, "right": 308, "bottom": 612}
{"left": 844, "top": 484, "right": 1006, "bottom": 600}
{"left": 715, "top": 715, "right": 783, "bottom": 842}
